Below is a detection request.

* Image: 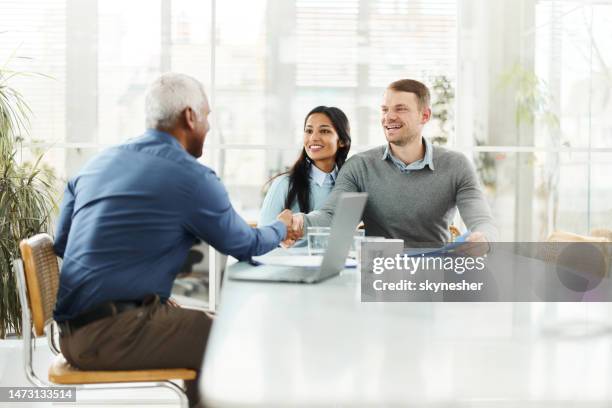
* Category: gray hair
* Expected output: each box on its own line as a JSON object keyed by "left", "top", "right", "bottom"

{"left": 145, "top": 73, "right": 207, "bottom": 129}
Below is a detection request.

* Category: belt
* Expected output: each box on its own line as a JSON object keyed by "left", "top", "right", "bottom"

{"left": 58, "top": 300, "right": 143, "bottom": 334}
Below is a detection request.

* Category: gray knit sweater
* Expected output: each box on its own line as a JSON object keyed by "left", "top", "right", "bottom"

{"left": 304, "top": 145, "right": 498, "bottom": 246}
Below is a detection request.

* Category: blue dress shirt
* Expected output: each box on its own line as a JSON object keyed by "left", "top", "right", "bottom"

{"left": 53, "top": 129, "right": 286, "bottom": 321}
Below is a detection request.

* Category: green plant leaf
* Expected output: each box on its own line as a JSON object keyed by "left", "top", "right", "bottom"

{"left": 0, "top": 58, "right": 57, "bottom": 338}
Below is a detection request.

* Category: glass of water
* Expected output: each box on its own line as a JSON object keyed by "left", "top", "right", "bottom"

{"left": 347, "top": 229, "right": 366, "bottom": 259}
{"left": 356, "top": 236, "right": 387, "bottom": 270}
{"left": 307, "top": 227, "right": 331, "bottom": 256}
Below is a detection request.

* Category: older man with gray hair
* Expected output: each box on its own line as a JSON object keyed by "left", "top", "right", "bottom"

{"left": 53, "top": 73, "right": 294, "bottom": 407}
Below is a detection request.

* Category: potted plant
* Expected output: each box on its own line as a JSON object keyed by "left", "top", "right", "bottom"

{"left": 498, "top": 63, "right": 561, "bottom": 239}
{"left": 0, "top": 63, "right": 57, "bottom": 338}
{"left": 429, "top": 74, "right": 455, "bottom": 146}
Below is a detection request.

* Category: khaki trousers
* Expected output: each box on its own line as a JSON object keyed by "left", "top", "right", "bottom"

{"left": 59, "top": 295, "right": 212, "bottom": 407}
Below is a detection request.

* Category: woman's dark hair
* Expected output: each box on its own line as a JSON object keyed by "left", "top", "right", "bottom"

{"left": 270, "top": 106, "right": 351, "bottom": 213}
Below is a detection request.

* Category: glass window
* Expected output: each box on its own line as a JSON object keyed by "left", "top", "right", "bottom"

{"left": 7, "top": 0, "right": 609, "bottom": 241}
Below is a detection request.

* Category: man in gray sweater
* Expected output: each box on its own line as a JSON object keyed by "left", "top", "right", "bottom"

{"left": 290, "top": 79, "right": 497, "bottom": 248}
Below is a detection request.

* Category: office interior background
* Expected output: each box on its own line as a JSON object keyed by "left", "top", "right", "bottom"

{"left": 1, "top": 0, "right": 611, "bottom": 242}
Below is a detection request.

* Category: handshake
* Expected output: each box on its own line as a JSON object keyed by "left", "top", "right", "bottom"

{"left": 277, "top": 209, "right": 305, "bottom": 247}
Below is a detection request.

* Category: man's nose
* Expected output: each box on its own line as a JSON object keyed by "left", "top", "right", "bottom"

{"left": 383, "top": 111, "right": 396, "bottom": 121}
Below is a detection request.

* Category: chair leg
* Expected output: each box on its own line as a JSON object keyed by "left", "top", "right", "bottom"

{"left": 72, "top": 382, "right": 190, "bottom": 407}
{"left": 14, "top": 259, "right": 49, "bottom": 388}
{"left": 159, "top": 380, "right": 190, "bottom": 408}
{"left": 14, "top": 257, "right": 191, "bottom": 407}
{"left": 46, "top": 321, "right": 61, "bottom": 355}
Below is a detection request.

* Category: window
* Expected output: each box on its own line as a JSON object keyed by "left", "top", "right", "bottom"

{"left": 14, "top": 1, "right": 609, "bottom": 240}
{"left": 457, "top": 0, "right": 612, "bottom": 240}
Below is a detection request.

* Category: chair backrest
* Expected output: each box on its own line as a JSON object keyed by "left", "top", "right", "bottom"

{"left": 19, "top": 234, "right": 60, "bottom": 336}
{"left": 591, "top": 228, "right": 612, "bottom": 242}
{"left": 546, "top": 230, "right": 608, "bottom": 243}
{"left": 538, "top": 231, "right": 609, "bottom": 279}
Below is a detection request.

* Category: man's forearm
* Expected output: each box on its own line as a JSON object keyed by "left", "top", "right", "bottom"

{"left": 304, "top": 209, "right": 333, "bottom": 228}
{"left": 458, "top": 192, "right": 498, "bottom": 242}
{"left": 455, "top": 156, "right": 499, "bottom": 243}
{"left": 303, "top": 159, "right": 361, "bottom": 229}
{"left": 472, "top": 222, "right": 498, "bottom": 243}
{"left": 303, "top": 188, "right": 340, "bottom": 228}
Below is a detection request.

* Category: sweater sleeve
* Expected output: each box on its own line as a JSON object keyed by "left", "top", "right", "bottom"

{"left": 304, "top": 157, "right": 362, "bottom": 228}
{"left": 455, "top": 154, "right": 499, "bottom": 242}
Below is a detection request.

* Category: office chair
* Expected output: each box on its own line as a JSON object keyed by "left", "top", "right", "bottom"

{"left": 14, "top": 233, "right": 195, "bottom": 407}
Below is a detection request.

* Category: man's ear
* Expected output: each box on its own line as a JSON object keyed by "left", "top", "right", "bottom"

{"left": 421, "top": 107, "right": 432, "bottom": 124}
{"left": 184, "top": 107, "right": 197, "bottom": 131}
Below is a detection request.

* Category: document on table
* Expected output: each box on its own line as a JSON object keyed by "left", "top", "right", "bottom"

{"left": 252, "top": 248, "right": 357, "bottom": 268}
{"left": 404, "top": 232, "right": 471, "bottom": 257}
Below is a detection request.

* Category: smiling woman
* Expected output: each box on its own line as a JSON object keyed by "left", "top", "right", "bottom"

{"left": 258, "top": 106, "right": 351, "bottom": 228}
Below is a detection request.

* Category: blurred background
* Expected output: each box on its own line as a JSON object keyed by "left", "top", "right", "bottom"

{"left": 1, "top": 0, "right": 611, "bottom": 241}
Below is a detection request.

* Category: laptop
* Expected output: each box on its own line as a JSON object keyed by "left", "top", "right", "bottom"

{"left": 229, "top": 192, "right": 368, "bottom": 283}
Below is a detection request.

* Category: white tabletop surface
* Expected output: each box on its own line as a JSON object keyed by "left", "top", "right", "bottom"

{"left": 201, "top": 261, "right": 612, "bottom": 407}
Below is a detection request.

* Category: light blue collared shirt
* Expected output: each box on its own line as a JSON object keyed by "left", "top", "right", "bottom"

{"left": 258, "top": 164, "right": 338, "bottom": 227}
{"left": 382, "top": 137, "right": 435, "bottom": 173}
{"left": 310, "top": 163, "right": 338, "bottom": 187}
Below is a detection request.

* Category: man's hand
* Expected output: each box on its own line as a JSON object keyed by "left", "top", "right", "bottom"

{"left": 284, "top": 212, "right": 306, "bottom": 247}
{"left": 277, "top": 210, "right": 304, "bottom": 247}
{"left": 277, "top": 209, "right": 293, "bottom": 229}
{"left": 277, "top": 210, "right": 300, "bottom": 247}
{"left": 166, "top": 297, "right": 181, "bottom": 308}
{"left": 457, "top": 231, "right": 489, "bottom": 257}
{"left": 292, "top": 213, "right": 304, "bottom": 235}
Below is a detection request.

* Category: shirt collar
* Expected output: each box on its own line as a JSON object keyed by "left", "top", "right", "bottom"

{"left": 310, "top": 164, "right": 338, "bottom": 187}
{"left": 381, "top": 137, "right": 435, "bottom": 171}
{"left": 144, "top": 128, "right": 184, "bottom": 150}
{"left": 422, "top": 137, "right": 434, "bottom": 170}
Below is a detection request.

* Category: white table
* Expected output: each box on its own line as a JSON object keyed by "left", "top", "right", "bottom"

{"left": 201, "top": 261, "right": 612, "bottom": 407}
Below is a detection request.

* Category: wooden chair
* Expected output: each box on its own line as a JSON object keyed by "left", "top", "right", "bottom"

{"left": 591, "top": 228, "right": 612, "bottom": 242}
{"left": 546, "top": 230, "right": 608, "bottom": 243}
{"left": 13, "top": 233, "right": 196, "bottom": 407}
{"left": 538, "top": 231, "right": 610, "bottom": 278}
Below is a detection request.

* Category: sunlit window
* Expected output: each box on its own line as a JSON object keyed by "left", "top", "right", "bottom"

{"left": 1, "top": 0, "right": 609, "bottom": 239}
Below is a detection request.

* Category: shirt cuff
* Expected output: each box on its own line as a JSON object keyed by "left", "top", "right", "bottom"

{"left": 270, "top": 220, "right": 287, "bottom": 241}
